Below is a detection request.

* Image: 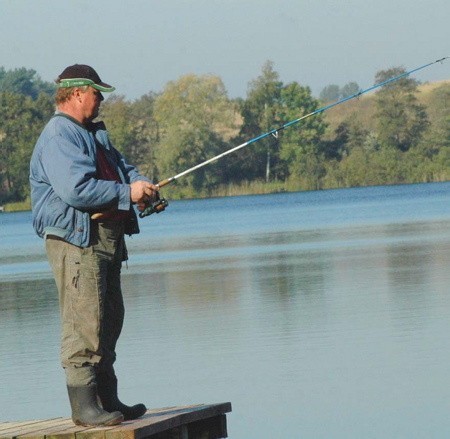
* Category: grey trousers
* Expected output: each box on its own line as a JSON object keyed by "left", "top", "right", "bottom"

{"left": 46, "top": 221, "right": 126, "bottom": 386}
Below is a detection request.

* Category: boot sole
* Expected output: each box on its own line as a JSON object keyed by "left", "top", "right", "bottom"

{"left": 74, "top": 414, "right": 124, "bottom": 427}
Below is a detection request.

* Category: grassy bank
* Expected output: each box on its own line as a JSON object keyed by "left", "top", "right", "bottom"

{"left": 2, "top": 199, "right": 31, "bottom": 212}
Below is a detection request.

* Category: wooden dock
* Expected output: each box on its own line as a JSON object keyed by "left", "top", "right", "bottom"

{"left": 0, "top": 403, "right": 231, "bottom": 439}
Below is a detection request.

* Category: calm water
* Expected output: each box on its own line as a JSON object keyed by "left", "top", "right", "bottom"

{"left": 1, "top": 182, "right": 450, "bottom": 438}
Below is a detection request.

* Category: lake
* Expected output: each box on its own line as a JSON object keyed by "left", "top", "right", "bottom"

{"left": 1, "top": 182, "right": 450, "bottom": 438}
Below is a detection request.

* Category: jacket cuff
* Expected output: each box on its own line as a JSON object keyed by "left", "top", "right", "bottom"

{"left": 118, "top": 184, "right": 131, "bottom": 211}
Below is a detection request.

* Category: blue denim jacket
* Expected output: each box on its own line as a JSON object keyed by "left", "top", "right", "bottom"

{"left": 30, "top": 113, "right": 150, "bottom": 247}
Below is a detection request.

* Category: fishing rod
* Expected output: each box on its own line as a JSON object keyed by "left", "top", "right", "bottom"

{"left": 139, "top": 56, "right": 448, "bottom": 218}
{"left": 136, "top": 56, "right": 448, "bottom": 218}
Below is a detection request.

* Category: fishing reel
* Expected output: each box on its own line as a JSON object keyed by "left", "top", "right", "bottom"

{"left": 139, "top": 196, "right": 169, "bottom": 218}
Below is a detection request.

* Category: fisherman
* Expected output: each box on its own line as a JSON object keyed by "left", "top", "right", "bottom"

{"left": 29, "top": 64, "right": 158, "bottom": 426}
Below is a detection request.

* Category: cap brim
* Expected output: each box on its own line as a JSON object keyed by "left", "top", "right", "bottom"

{"left": 91, "top": 82, "right": 115, "bottom": 92}
{"left": 57, "top": 77, "right": 115, "bottom": 92}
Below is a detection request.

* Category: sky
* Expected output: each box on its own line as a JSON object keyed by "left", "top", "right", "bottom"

{"left": 0, "top": 0, "right": 449, "bottom": 101}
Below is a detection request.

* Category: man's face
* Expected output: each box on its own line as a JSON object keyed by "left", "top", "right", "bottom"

{"left": 81, "top": 87, "right": 104, "bottom": 122}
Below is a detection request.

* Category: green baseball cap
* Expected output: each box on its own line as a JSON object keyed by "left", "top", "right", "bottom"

{"left": 56, "top": 64, "right": 115, "bottom": 92}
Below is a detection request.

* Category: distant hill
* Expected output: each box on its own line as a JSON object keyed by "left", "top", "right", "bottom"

{"left": 322, "top": 79, "right": 450, "bottom": 138}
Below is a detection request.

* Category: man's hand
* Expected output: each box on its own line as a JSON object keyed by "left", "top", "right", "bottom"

{"left": 130, "top": 181, "right": 159, "bottom": 211}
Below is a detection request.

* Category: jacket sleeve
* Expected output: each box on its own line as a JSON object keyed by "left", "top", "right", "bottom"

{"left": 41, "top": 133, "right": 131, "bottom": 212}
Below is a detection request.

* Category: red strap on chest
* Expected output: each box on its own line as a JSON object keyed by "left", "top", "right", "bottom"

{"left": 96, "top": 146, "right": 121, "bottom": 182}
{"left": 95, "top": 146, "right": 130, "bottom": 222}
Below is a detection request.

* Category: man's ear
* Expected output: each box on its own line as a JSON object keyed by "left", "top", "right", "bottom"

{"left": 72, "top": 88, "right": 83, "bottom": 102}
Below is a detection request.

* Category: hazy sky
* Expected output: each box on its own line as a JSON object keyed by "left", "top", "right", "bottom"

{"left": 1, "top": 0, "right": 449, "bottom": 100}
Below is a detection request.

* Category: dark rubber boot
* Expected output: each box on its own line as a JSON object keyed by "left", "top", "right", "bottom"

{"left": 97, "top": 373, "right": 147, "bottom": 421}
{"left": 67, "top": 384, "right": 124, "bottom": 426}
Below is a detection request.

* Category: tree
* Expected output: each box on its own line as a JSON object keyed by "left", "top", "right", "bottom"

{"left": 420, "top": 83, "right": 450, "bottom": 154}
{"left": 153, "top": 74, "right": 239, "bottom": 194}
{"left": 0, "top": 91, "right": 53, "bottom": 202}
{"left": 100, "top": 95, "right": 134, "bottom": 156}
{"left": 129, "top": 93, "right": 160, "bottom": 179}
{"left": 0, "top": 67, "right": 55, "bottom": 99}
{"left": 100, "top": 93, "right": 160, "bottom": 180}
{"left": 237, "top": 61, "right": 327, "bottom": 187}
{"left": 319, "top": 84, "right": 340, "bottom": 102}
{"left": 320, "top": 82, "right": 360, "bottom": 103}
{"left": 321, "top": 122, "right": 353, "bottom": 161}
{"left": 277, "top": 81, "right": 327, "bottom": 186}
{"left": 375, "top": 67, "right": 429, "bottom": 152}
{"left": 237, "top": 60, "right": 283, "bottom": 182}
{"left": 340, "top": 82, "right": 360, "bottom": 98}
{"left": 331, "top": 146, "right": 403, "bottom": 187}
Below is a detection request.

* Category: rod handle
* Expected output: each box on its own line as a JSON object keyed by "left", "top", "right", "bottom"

{"left": 156, "top": 178, "right": 173, "bottom": 188}
{"left": 91, "top": 212, "right": 103, "bottom": 220}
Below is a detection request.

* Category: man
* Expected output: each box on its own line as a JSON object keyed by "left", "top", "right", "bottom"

{"left": 30, "top": 64, "right": 158, "bottom": 426}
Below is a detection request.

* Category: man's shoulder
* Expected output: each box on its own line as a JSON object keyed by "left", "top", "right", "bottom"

{"left": 50, "top": 113, "right": 87, "bottom": 131}
{"left": 33, "top": 115, "right": 95, "bottom": 161}
{"left": 40, "top": 114, "right": 89, "bottom": 141}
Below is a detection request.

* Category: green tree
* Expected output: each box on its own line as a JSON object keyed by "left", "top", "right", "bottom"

{"left": 321, "top": 122, "right": 350, "bottom": 161}
{"left": 324, "top": 146, "right": 406, "bottom": 188}
{"left": 237, "top": 60, "right": 283, "bottom": 182}
{"left": 129, "top": 93, "right": 160, "bottom": 180}
{"left": 375, "top": 67, "right": 429, "bottom": 152}
{"left": 153, "top": 74, "right": 239, "bottom": 194}
{"left": 340, "top": 82, "right": 360, "bottom": 98}
{"left": 0, "top": 67, "right": 55, "bottom": 99}
{"left": 319, "top": 84, "right": 340, "bottom": 102}
{"left": 402, "top": 83, "right": 450, "bottom": 183}
{"left": 420, "top": 83, "right": 450, "bottom": 154}
{"left": 0, "top": 91, "right": 53, "bottom": 202}
{"left": 320, "top": 82, "right": 360, "bottom": 102}
{"left": 100, "top": 95, "right": 134, "bottom": 156}
{"left": 238, "top": 61, "right": 327, "bottom": 187}
{"left": 277, "top": 81, "right": 327, "bottom": 187}
{"left": 101, "top": 93, "right": 160, "bottom": 180}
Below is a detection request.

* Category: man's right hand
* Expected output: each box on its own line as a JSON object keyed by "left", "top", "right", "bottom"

{"left": 130, "top": 181, "right": 158, "bottom": 206}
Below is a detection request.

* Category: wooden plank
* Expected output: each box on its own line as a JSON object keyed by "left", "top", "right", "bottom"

{"left": 105, "top": 403, "right": 232, "bottom": 439}
{"left": 0, "top": 420, "right": 68, "bottom": 439}
{"left": 46, "top": 425, "right": 100, "bottom": 439}
{"left": 0, "top": 403, "right": 232, "bottom": 439}
{"left": 0, "top": 421, "right": 47, "bottom": 435}
{"left": 47, "top": 423, "right": 123, "bottom": 439}
{"left": 17, "top": 420, "right": 83, "bottom": 439}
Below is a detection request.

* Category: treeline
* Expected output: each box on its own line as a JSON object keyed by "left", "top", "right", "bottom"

{"left": 0, "top": 62, "right": 448, "bottom": 205}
